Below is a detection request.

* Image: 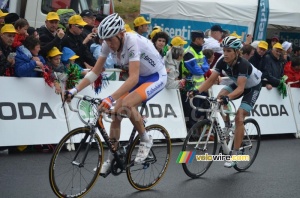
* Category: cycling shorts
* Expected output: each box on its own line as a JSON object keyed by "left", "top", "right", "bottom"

{"left": 222, "top": 82, "right": 262, "bottom": 112}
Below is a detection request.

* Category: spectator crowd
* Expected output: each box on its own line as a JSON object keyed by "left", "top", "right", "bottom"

{"left": 1, "top": 8, "right": 300, "bottom": 134}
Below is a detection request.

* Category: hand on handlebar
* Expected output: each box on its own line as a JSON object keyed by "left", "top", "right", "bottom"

{"left": 62, "top": 88, "right": 77, "bottom": 107}
{"left": 219, "top": 95, "right": 230, "bottom": 105}
{"left": 99, "top": 96, "right": 114, "bottom": 110}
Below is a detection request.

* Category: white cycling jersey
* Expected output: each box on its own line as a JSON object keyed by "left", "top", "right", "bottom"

{"left": 100, "top": 33, "right": 165, "bottom": 76}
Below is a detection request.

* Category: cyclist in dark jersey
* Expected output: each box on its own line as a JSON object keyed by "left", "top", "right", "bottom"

{"left": 190, "top": 36, "right": 262, "bottom": 167}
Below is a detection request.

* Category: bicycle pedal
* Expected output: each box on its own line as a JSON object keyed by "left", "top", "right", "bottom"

{"left": 100, "top": 170, "right": 111, "bottom": 178}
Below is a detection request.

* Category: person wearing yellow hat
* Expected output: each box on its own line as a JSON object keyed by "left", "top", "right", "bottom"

{"left": 0, "top": 9, "right": 8, "bottom": 28}
{"left": 261, "top": 42, "right": 284, "bottom": 89}
{"left": 0, "top": 24, "right": 17, "bottom": 76}
{"left": 170, "top": 36, "right": 187, "bottom": 47}
{"left": 46, "top": 47, "right": 65, "bottom": 94}
{"left": 61, "top": 14, "right": 96, "bottom": 69}
{"left": 124, "top": 24, "right": 134, "bottom": 33}
{"left": 38, "top": 11, "right": 65, "bottom": 59}
{"left": 133, "top": 16, "right": 150, "bottom": 36}
{"left": 249, "top": 40, "right": 268, "bottom": 71}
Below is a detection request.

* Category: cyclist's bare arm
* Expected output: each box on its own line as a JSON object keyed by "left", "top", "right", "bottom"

{"left": 75, "top": 56, "right": 107, "bottom": 93}
{"left": 227, "top": 76, "right": 246, "bottom": 100}
{"left": 110, "top": 61, "right": 140, "bottom": 101}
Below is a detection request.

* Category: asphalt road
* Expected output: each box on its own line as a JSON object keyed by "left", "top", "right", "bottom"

{"left": 1, "top": 135, "right": 300, "bottom": 198}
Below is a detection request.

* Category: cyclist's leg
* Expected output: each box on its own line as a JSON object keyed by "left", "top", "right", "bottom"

{"left": 235, "top": 83, "right": 261, "bottom": 151}
{"left": 217, "top": 84, "right": 235, "bottom": 126}
{"left": 225, "top": 83, "right": 261, "bottom": 167}
{"left": 126, "top": 68, "right": 167, "bottom": 163}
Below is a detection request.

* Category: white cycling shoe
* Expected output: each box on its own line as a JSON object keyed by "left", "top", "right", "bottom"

{"left": 134, "top": 136, "right": 153, "bottom": 164}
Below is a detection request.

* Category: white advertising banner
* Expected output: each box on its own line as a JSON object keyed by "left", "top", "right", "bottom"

{"left": 0, "top": 77, "right": 187, "bottom": 146}
{"left": 211, "top": 85, "right": 299, "bottom": 135}
{"left": 288, "top": 87, "right": 300, "bottom": 136}
{"left": 0, "top": 77, "right": 68, "bottom": 146}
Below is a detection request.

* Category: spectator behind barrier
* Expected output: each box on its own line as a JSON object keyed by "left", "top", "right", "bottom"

{"left": 151, "top": 31, "right": 169, "bottom": 58}
{"left": 249, "top": 41, "right": 268, "bottom": 71}
{"left": 0, "top": 9, "right": 8, "bottom": 29}
{"left": 0, "top": 24, "right": 17, "bottom": 76}
{"left": 47, "top": 47, "right": 65, "bottom": 94}
{"left": 282, "top": 41, "right": 293, "bottom": 62}
{"left": 80, "top": 9, "right": 97, "bottom": 48}
{"left": 61, "top": 15, "right": 96, "bottom": 69}
{"left": 284, "top": 56, "right": 300, "bottom": 88}
{"left": 90, "top": 34, "right": 115, "bottom": 68}
{"left": 12, "top": 18, "right": 29, "bottom": 49}
{"left": 37, "top": 12, "right": 65, "bottom": 59}
{"left": 241, "top": 44, "right": 255, "bottom": 60}
{"left": 164, "top": 45, "right": 185, "bottom": 89}
{"left": 14, "top": 35, "right": 46, "bottom": 77}
{"left": 133, "top": 16, "right": 150, "bottom": 36}
{"left": 261, "top": 42, "right": 285, "bottom": 90}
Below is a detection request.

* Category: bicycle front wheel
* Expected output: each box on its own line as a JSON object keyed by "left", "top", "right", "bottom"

{"left": 182, "top": 119, "right": 217, "bottom": 178}
{"left": 49, "top": 127, "right": 103, "bottom": 198}
{"left": 234, "top": 118, "right": 261, "bottom": 172}
{"left": 126, "top": 124, "right": 171, "bottom": 191}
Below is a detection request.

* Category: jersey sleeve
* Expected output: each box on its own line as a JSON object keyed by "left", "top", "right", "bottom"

{"left": 127, "top": 35, "right": 140, "bottom": 62}
{"left": 99, "top": 41, "right": 110, "bottom": 58}
{"left": 213, "top": 57, "right": 224, "bottom": 74}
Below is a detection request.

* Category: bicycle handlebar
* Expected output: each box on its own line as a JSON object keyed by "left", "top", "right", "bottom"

{"left": 189, "top": 95, "right": 226, "bottom": 117}
{"left": 65, "top": 94, "right": 113, "bottom": 123}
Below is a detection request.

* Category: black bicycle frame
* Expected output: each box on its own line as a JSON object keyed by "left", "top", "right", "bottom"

{"left": 95, "top": 102, "right": 147, "bottom": 168}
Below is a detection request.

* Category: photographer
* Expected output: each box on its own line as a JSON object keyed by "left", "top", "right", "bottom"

{"left": 0, "top": 24, "right": 17, "bottom": 76}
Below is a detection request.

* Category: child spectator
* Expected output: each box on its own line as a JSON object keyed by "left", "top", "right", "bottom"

{"left": 12, "top": 18, "right": 29, "bottom": 49}
{"left": 47, "top": 47, "right": 66, "bottom": 94}
{"left": 61, "top": 47, "right": 87, "bottom": 89}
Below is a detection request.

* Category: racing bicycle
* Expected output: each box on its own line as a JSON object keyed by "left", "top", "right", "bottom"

{"left": 49, "top": 95, "right": 171, "bottom": 197}
{"left": 181, "top": 95, "right": 261, "bottom": 178}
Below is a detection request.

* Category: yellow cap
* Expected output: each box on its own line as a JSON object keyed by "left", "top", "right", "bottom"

{"left": 230, "top": 31, "right": 242, "bottom": 39}
{"left": 46, "top": 12, "right": 60, "bottom": 21}
{"left": 1, "top": 24, "right": 17, "bottom": 34}
{"left": 150, "top": 29, "right": 161, "bottom": 39}
{"left": 68, "top": 15, "right": 87, "bottom": 26}
{"left": 0, "top": 9, "right": 8, "bottom": 18}
{"left": 47, "top": 47, "right": 63, "bottom": 57}
{"left": 258, "top": 41, "right": 268, "bottom": 50}
{"left": 273, "top": 42, "right": 283, "bottom": 50}
{"left": 171, "top": 36, "right": 187, "bottom": 47}
{"left": 133, "top": 16, "right": 150, "bottom": 27}
{"left": 69, "top": 55, "right": 80, "bottom": 60}
{"left": 124, "top": 24, "right": 134, "bottom": 33}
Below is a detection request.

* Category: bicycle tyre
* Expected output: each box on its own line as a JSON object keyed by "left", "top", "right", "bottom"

{"left": 182, "top": 119, "right": 217, "bottom": 178}
{"left": 234, "top": 118, "right": 261, "bottom": 171}
{"left": 126, "top": 124, "right": 171, "bottom": 191}
{"left": 49, "top": 127, "right": 103, "bottom": 198}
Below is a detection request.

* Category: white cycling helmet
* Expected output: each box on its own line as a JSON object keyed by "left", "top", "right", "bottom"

{"left": 221, "top": 36, "right": 242, "bottom": 50}
{"left": 98, "top": 13, "right": 125, "bottom": 39}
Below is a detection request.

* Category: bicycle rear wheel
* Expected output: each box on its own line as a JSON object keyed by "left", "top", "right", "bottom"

{"left": 234, "top": 118, "right": 261, "bottom": 171}
{"left": 182, "top": 119, "right": 217, "bottom": 178}
{"left": 49, "top": 127, "right": 103, "bottom": 198}
{"left": 126, "top": 124, "right": 171, "bottom": 191}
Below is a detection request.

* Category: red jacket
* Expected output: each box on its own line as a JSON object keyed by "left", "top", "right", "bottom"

{"left": 284, "top": 61, "right": 300, "bottom": 88}
{"left": 12, "top": 34, "right": 26, "bottom": 49}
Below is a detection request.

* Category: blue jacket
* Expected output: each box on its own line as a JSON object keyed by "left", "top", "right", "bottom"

{"left": 14, "top": 45, "right": 46, "bottom": 77}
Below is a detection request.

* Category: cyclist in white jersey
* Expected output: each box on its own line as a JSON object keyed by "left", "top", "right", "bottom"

{"left": 189, "top": 36, "right": 262, "bottom": 168}
{"left": 65, "top": 13, "right": 167, "bottom": 174}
